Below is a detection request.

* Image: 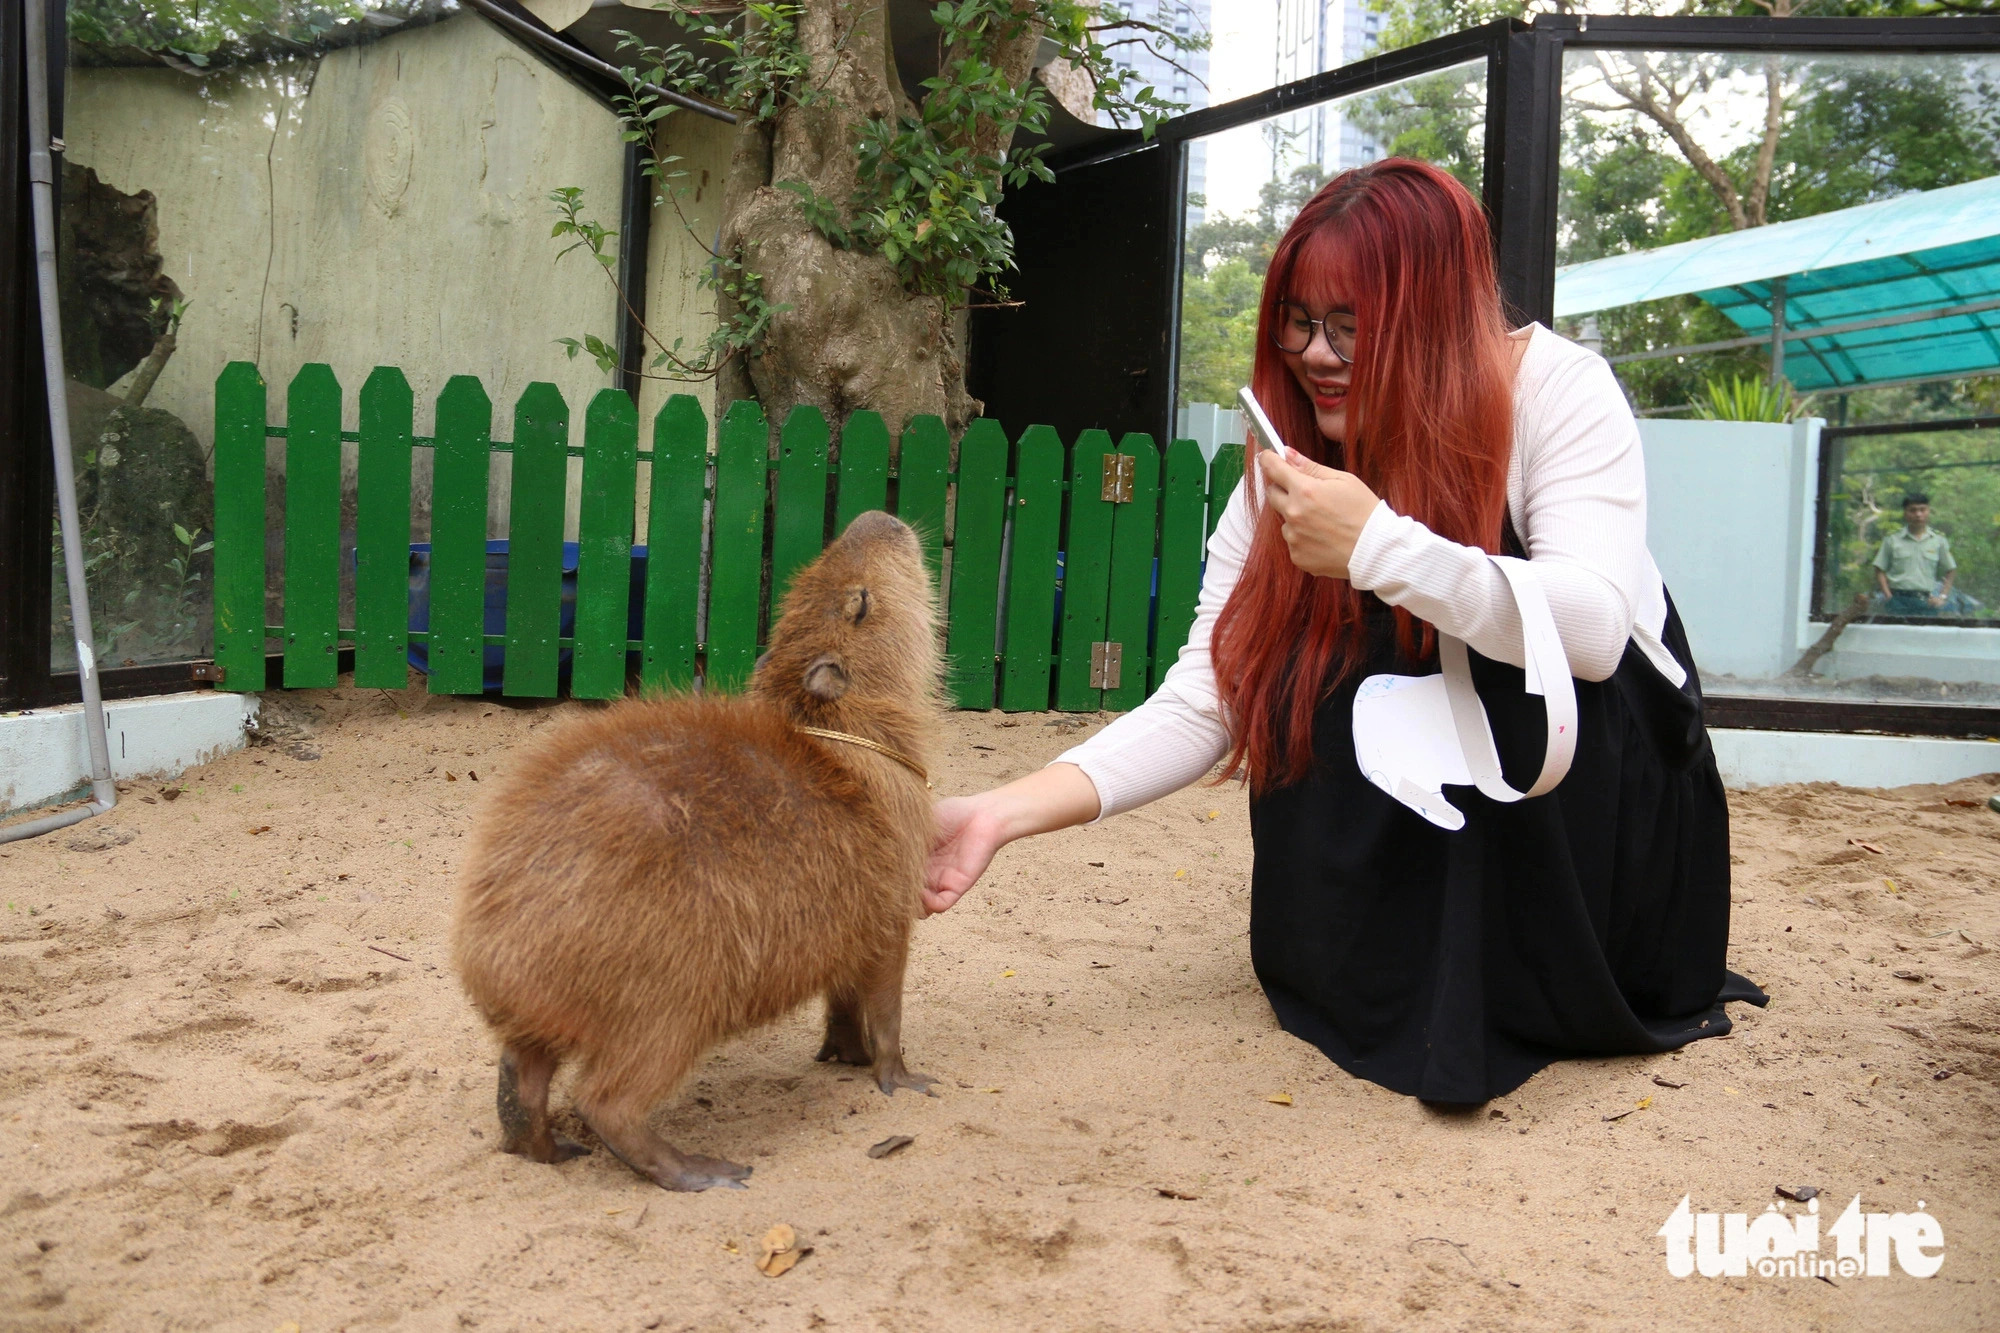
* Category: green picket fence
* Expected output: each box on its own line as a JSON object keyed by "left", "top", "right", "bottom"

{"left": 210, "top": 362, "right": 1245, "bottom": 711}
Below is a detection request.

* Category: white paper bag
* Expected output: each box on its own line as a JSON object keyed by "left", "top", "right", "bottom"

{"left": 1351, "top": 556, "right": 1577, "bottom": 830}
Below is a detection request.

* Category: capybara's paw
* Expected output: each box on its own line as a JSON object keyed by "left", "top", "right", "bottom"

{"left": 657, "top": 1153, "right": 753, "bottom": 1192}
{"left": 504, "top": 1133, "right": 593, "bottom": 1165}
{"left": 874, "top": 1062, "right": 939, "bottom": 1098}
{"left": 815, "top": 1010, "right": 872, "bottom": 1066}
{"left": 814, "top": 1035, "right": 872, "bottom": 1066}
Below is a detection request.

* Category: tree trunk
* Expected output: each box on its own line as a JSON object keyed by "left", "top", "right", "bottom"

{"left": 1787, "top": 591, "right": 1870, "bottom": 679}
{"left": 716, "top": 0, "right": 1040, "bottom": 441}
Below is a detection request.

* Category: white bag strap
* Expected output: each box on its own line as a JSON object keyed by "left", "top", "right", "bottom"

{"left": 1436, "top": 556, "right": 1576, "bottom": 803}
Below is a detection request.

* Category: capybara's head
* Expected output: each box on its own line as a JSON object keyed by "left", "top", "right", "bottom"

{"left": 753, "top": 511, "right": 938, "bottom": 717}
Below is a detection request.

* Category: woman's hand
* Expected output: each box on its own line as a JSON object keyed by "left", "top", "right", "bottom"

{"left": 1257, "top": 447, "right": 1380, "bottom": 580}
{"left": 922, "top": 764, "right": 1103, "bottom": 916}
{"left": 923, "top": 795, "right": 1010, "bottom": 916}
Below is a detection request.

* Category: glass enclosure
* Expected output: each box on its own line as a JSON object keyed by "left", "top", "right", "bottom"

{"left": 1554, "top": 46, "right": 2000, "bottom": 711}
{"left": 50, "top": 0, "right": 628, "bottom": 673}
{"left": 1175, "top": 57, "right": 1486, "bottom": 453}
{"left": 28, "top": 11, "right": 2000, "bottom": 726}
{"left": 1816, "top": 420, "right": 1999, "bottom": 628}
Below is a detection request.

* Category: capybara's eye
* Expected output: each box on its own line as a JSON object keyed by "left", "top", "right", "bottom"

{"left": 843, "top": 587, "right": 871, "bottom": 624}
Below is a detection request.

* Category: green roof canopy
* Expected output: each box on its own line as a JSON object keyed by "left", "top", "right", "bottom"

{"left": 1553, "top": 175, "right": 2000, "bottom": 392}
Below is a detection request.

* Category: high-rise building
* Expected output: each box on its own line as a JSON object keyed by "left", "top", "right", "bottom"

{"left": 1098, "top": 2, "right": 1213, "bottom": 223}
{"left": 1272, "top": 0, "right": 1381, "bottom": 188}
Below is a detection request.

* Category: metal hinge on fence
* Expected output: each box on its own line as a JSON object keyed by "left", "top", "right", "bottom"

{"left": 1088, "top": 641, "right": 1123, "bottom": 690}
{"left": 1100, "top": 453, "right": 1135, "bottom": 503}
{"left": 190, "top": 662, "right": 226, "bottom": 684}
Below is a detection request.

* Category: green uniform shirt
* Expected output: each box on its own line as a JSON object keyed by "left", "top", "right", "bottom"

{"left": 1872, "top": 526, "right": 1956, "bottom": 593}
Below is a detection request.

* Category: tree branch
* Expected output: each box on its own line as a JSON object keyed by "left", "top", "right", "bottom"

{"left": 1743, "top": 51, "right": 1786, "bottom": 227}
{"left": 945, "top": 0, "right": 1045, "bottom": 173}
{"left": 1592, "top": 50, "right": 1750, "bottom": 231}
{"left": 1097, "top": 35, "right": 1205, "bottom": 89}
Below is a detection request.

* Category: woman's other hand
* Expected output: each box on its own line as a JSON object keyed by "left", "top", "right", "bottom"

{"left": 921, "top": 763, "right": 1103, "bottom": 916}
{"left": 1257, "top": 447, "right": 1379, "bottom": 580}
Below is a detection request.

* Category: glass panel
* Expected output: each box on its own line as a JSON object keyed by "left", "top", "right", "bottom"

{"left": 1556, "top": 48, "right": 2000, "bottom": 711}
{"left": 52, "top": 0, "right": 626, "bottom": 673}
{"left": 1177, "top": 57, "right": 1486, "bottom": 450}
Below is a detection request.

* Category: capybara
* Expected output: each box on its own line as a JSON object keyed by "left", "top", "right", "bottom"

{"left": 452, "top": 511, "right": 941, "bottom": 1191}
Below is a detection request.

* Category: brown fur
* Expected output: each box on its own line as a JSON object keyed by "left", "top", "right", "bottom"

{"left": 451, "top": 512, "right": 942, "bottom": 1191}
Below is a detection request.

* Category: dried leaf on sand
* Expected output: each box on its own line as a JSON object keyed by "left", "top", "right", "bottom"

{"left": 756, "top": 1223, "right": 811, "bottom": 1277}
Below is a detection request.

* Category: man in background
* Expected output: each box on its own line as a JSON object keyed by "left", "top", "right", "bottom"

{"left": 1873, "top": 492, "right": 1956, "bottom": 615}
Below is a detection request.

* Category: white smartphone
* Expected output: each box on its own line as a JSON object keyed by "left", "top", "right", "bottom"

{"left": 1236, "top": 385, "right": 1285, "bottom": 455}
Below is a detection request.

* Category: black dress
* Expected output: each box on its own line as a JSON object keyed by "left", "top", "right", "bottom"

{"left": 1246, "top": 584, "right": 1767, "bottom": 1105}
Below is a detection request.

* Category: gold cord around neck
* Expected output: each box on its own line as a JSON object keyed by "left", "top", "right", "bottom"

{"left": 794, "top": 726, "right": 931, "bottom": 788}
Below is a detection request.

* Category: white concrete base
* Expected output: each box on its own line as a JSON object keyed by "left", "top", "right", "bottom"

{"left": 1, "top": 691, "right": 259, "bottom": 815}
{"left": 1711, "top": 728, "right": 2000, "bottom": 789}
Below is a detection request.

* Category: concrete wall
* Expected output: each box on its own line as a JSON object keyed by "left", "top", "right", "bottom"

{"left": 1711, "top": 729, "right": 2000, "bottom": 788}
{"left": 1818, "top": 620, "right": 2000, "bottom": 686}
{"left": 1, "top": 692, "right": 258, "bottom": 817}
{"left": 1640, "top": 417, "right": 1816, "bottom": 680}
{"left": 64, "top": 13, "right": 734, "bottom": 538}
{"left": 635, "top": 112, "right": 735, "bottom": 436}
{"left": 1177, "top": 402, "right": 1243, "bottom": 462}
{"left": 1640, "top": 417, "right": 1999, "bottom": 687}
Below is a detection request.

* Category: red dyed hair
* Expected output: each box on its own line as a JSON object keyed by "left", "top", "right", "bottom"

{"left": 1211, "top": 158, "right": 1515, "bottom": 792}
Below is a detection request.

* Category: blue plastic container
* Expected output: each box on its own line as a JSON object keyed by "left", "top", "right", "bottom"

{"left": 402, "top": 540, "right": 650, "bottom": 693}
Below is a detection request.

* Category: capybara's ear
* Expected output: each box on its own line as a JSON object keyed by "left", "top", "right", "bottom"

{"left": 842, "top": 587, "right": 871, "bottom": 624}
{"left": 803, "top": 654, "right": 849, "bottom": 701}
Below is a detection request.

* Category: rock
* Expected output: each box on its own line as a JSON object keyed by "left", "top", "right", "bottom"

{"left": 65, "top": 823, "right": 136, "bottom": 852}
{"left": 250, "top": 693, "right": 324, "bottom": 761}
{"left": 67, "top": 380, "right": 211, "bottom": 568}
{"left": 57, "top": 161, "right": 182, "bottom": 390}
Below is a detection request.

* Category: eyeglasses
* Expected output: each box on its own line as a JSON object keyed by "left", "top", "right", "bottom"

{"left": 1271, "top": 301, "right": 1358, "bottom": 364}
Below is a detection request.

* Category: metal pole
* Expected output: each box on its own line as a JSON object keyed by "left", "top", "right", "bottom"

{"left": 1769, "top": 274, "right": 1788, "bottom": 387}
{"left": 4, "top": 0, "right": 117, "bottom": 844}
{"left": 1604, "top": 294, "right": 2000, "bottom": 366}
{"left": 1315, "top": 0, "right": 1328, "bottom": 167}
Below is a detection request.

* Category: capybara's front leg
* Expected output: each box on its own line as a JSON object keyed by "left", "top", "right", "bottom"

{"left": 860, "top": 943, "right": 937, "bottom": 1098}
{"left": 574, "top": 1049, "right": 751, "bottom": 1192}
{"left": 814, "top": 989, "right": 872, "bottom": 1066}
{"left": 497, "top": 1045, "right": 590, "bottom": 1164}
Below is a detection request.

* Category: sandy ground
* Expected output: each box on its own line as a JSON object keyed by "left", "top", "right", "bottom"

{"left": 1, "top": 678, "right": 1996, "bottom": 1332}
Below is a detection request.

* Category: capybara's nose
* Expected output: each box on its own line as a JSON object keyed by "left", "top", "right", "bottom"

{"left": 841, "top": 511, "right": 916, "bottom": 547}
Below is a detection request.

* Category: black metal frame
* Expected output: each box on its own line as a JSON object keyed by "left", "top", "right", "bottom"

{"left": 0, "top": 0, "right": 60, "bottom": 713}
{"left": 6, "top": 11, "right": 2000, "bottom": 734}
{"left": 973, "top": 21, "right": 1524, "bottom": 459}
{"left": 1704, "top": 694, "right": 1999, "bottom": 740}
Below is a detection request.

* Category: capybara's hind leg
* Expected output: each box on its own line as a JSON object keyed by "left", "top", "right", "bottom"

{"left": 814, "top": 988, "right": 871, "bottom": 1066}
{"left": 574, "top": 1047, "right": 751, "bottom": 1192}
{"left": 497, "top": 1045, "right": 589, "bottom": 1164}
{"left": 859, "top": 940, "right": 937, "bottom": 1098}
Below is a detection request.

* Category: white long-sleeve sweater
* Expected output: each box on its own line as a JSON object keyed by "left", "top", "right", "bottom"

{"left": 1056, "top": 323, "right": 1685, "bottom": 822}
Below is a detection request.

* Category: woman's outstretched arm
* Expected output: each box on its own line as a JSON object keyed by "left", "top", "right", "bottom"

{"left": 923, "top": 478, "right": 1254, "bottom": 914}
{"left": 922, "top": 763, "right": 1103, "bottom": 915}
